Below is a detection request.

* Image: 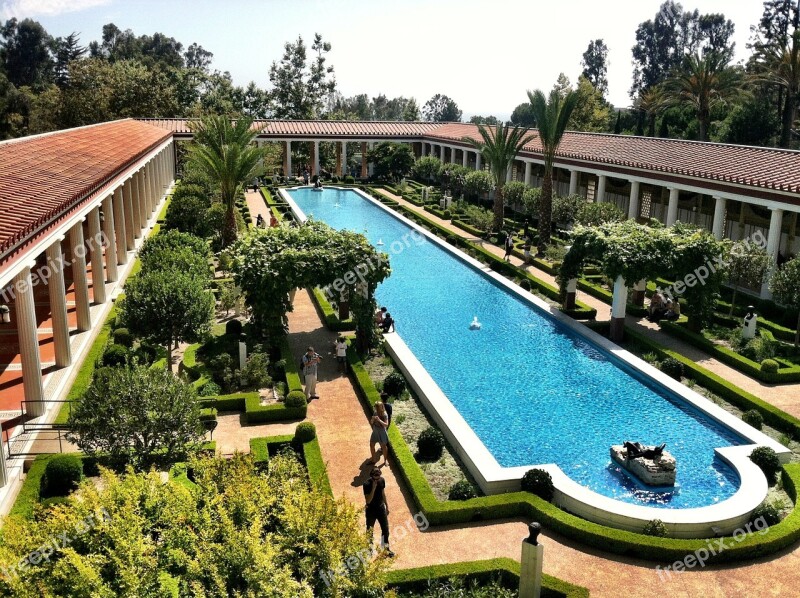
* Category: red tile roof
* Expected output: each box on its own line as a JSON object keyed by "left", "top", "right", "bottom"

{"left": 427, "top": 123, "right": 800, "bottom": 196}
{"left": 0, "top": 119, "right": 170, "bottom": 268}
{"left": 142, "top": 118, "right": 440, "bottom": 137}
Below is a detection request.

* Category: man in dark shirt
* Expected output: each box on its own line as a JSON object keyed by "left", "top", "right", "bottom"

{"left": 363, "top": 467, "right": 394, "bottom": 557}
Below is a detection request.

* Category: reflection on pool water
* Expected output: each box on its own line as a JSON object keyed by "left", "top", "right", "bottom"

{"left": 288, "top": 187, "right": 744, "bottom": 509}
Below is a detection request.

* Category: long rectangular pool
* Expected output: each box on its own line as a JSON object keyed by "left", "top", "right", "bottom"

{"left": 288, "top": 187, "right": 744, "bottom": 509}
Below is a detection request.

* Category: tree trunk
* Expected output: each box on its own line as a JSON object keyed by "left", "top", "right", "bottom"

{"left": 687, "top": 313, "right": 703, "bottom": 333}
{"left": 493, "top": 183, "right": 505, "bottom": 232}
{"left": 647, "top": 113, "right": 656, "bottom": 137}
{"left": 729, "top": 286, "right": 738, "bottom": 316}
{"left": 221, "top": 205, "right": 238, "bottom": 248}
{"left": 538, "top": 172, "right": 553, "bottom": 255}
{"left": 780, "top": 90, "right": 797, "bottom": 149}
{"left": 167, "top": 341, "right": 174, "bottom": 372}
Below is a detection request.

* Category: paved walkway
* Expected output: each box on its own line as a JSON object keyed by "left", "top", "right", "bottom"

{"left": 233, "top": 188, "right": 800, "bottom": 596}
{"left": 379, "top": 189, "right": 800, "bottom": 421}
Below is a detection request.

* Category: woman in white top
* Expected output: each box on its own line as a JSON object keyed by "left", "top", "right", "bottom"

{"left": 335, "top": 336, "right": 348, "bottom": 373}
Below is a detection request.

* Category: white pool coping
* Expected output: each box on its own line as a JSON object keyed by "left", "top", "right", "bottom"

{"left": 282, "top": 186, "right": 791, "bottom": 538}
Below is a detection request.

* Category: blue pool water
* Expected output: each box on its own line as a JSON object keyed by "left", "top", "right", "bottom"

{"left": 289, "top": 187, "right": 744, "bottom": 508}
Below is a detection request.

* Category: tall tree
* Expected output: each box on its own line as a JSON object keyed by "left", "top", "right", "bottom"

{"left": 469, "top": 115, "right": 499, "bottom": 125}
{"left": 664, "top": 51, "right": 743, "bottom": 141}
{"left": 463, "top": 123, "right": 534, "bottom": 231}
{"left": 188, "top": 116, "right": 263, "bottom": 246}
{"left": 569, "top": 76, "right": 612, "bottom": 132}
{"left": 269, "top": 33, "right": 335, "bottom": 119}
{"left": 423, "top": 93, "right": 462, "bottom": 121}
{"left": 184, "top": 42, "right": 213, "bottom": 71}
{"left": 0, "top": 18, "right": 53, "bottom": 88}
{"left": 527, "top": 88, "right": 579, "bottom": 253}
{"left": 770, "top": 255, "right": 800, "bottom": 346}
{"left": 581, "top": 39, "right": 609, "bottom": 96}
{"left": 635, "top": 84, "right": 667, "bottom": 136}
{"left": 750, "top": 0, "right": 800, "bottom": 147}
{"left": 402, "top": 97, "right": 420, "bottom": 120}
{"left": 52, "top": 32, "right": 86, "bottom": 88}
{"left": 510, "top": 102, "right": 536, "bottom": 127}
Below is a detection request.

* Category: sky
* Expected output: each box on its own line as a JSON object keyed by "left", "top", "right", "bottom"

{"left": 2, "top": 0, "right": 766, "bottom": 120}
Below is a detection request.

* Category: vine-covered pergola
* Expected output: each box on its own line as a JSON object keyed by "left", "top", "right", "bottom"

{"left": 233, "top": 221, "right": 391, "bottom": 349}
{"left": 558, "top": 221, "right": 729, "bottom": 340}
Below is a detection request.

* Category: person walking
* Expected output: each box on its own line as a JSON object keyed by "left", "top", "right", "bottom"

{"left": 363, "top": 467, "right": 394, "bottom": 557}
{"left": 301, "top": 346, "right": 321, "bottom": 400}
{"left": 369, "top": 401, "right": 390, "bottom": 466}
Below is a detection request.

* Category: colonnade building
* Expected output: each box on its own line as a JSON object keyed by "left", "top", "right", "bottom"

{"left": 0, "top": 117, "right": 798, "bottom": 507}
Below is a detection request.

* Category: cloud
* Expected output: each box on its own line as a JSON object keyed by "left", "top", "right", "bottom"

{"left": 1, "top": 0, "right": 111, "bottom": 20}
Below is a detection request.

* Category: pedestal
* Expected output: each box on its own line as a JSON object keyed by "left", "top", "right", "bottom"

{"left": 519, "top": 525, "right": 544, "bottom": 598}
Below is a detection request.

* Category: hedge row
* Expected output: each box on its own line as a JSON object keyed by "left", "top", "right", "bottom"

{"left": 244, "top": 393, "right": 306, "bottom": 423}
{"left": 346, "top": 345, "right": 800, "bottom": 563}
{"left": 451, "top": 218, "right": 484, "bottom": 237}
{"left": 280, "top": 334, "right": 303, "bottom": 392}
{"left": 621, "top": 325, "right": 800, "bottom": 439}
{"left": 385, "top": 558, "right": 588, "bottom": 598}
{"left": 394, "top": 205, "right": 596, "bottom": 320}
{"left": 659, "top": 321, "right": 800, "bottom": 383}
{"left": 310, "top": 287, "right": 355, "bottom": 331}
{"left": 248, "top": 433, "right": 330, "bottom": 495}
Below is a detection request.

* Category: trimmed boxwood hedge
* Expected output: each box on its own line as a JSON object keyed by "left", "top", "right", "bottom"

{"left": 659, "top": 321, "right": 800, "bottom": 383}
{"left": 280, "top": 335, "right": 303, "bottom": 392}
{"left": 310, "top": 287, "right": 355, "bottom": 331}
{"left": 244, "top": 393, "right": 306, "bottom": 423}
{"left": 346, "top": 345, "right": 800, "bottom": 563}
{"left": 385, "top": 558, "right": 589, "bottom": 598}
{"left": 451, "top": 218, "right": 484, "bottom": 237}
{"left": 249, "top": 433, "right": 331, "bottom": 495}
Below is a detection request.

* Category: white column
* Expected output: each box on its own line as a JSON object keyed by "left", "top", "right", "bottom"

{"left": 148, "top": 160, "right": 157, "bottom": 210}
{"left": 475, "top": 152, "right": 481, "bottom": 171}
{"left": 368, "top": 142, "right": 375, "bottom": 176}
{"left": 122, "top": 179, "right": 135, "bottom": 251}
{"left": 762, "top": 208, "right": 785, "bottom": 298}
{"left": 46, "top": 240, "right": 71, "bottom": 368}
{"left": 341, "top": 142, "right": 347, "bottom": 177}
{"left": 70, "top": 221, "right": 92, "bottom": 331}
{"left": 439, "top": 144, "right": 445, "bottom": 161}
{"left": 628, "top": 181, "right": 640, "bottom": 220}
{"left": 666, "top": 187, "right": 679, "bottom": 226}
{"left": 101, "top": 194, "right": 118, "bottom": 282}
{"left": 14, "top": 266, "right": 45, "bottom": 416}
{"left": 286, "top": 140, "right": 293, "bottom": 177}
{"left": 130, "top": 175, "right": 142, "bottom": 238}
{"left": 450, "top": 146, "right": 458, "bottom": 164}
{"left": 87, "top": 207, "right": 106, "bottom": 304}
{"left": 112, "top": 187, "right": 128, "bottom": 265}
{"left": 420, "top": 142, "right": 426, "bottom": 157}
{"left": 462, "top": 148, "right": 468, "bottom": 167}
{"left": 524, "top": 162, "right": 532, "bottom": 187}
{"left": 712, "top": 196, "right": 726, "bottom": 240}
{"left": 313, "top": 140, "right": 320, "bottom": 175}
{"left": 569, "top": 169, "right": 578, "bottom": 196}
{"left": 596, "top": 174, "right": 607, "bottom": 203}
{"left": 136, "top": 169, "right": 147, "bottom": 222}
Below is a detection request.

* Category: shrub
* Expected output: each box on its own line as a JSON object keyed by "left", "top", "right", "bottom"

{"left": 133, "top": 343, "right": 158, "bottom": 365}
{"left": 442, "top": 209, "right": 452, "bottom": 219}
{"left": 383, "top": 371, "right": 406, "bottom": 398}
{"left": 503, "top": 181, "right": 526, "bottom": 206}
{"left": 263, "top": 177, "right": 272, "bottom": 185}
{"left": 102, "top": 344, "right": 129, "bottom": 367}
{"left": 752, "top": 500, "right": 784, "bottom": 526}
{"left": 761, "top": 359, "right": 779, "bottom": 373}
{"left": 112, "top": 328, "right": 133, "bottom": 348}
{"left": 519, "top": 279, "right": 532, "bottom": 291}
{"left": 464, "top": 170, "right": 494, "bottom": 200}
{"left": 41, "top": 455, "right": 83, "bottom": 497}
{"left": 749, "top": 446, "right": 782, "bottom": 484}
{"left": 448, "top": 480, "right": 477, "bottom": 501}
{"left": 331, "top": 175, "right": 339, "bottom": 183}
{"left": 344, "top": 175, "right": 355, "bottom": 184}
{"left": 520, "top": 468, "right": 555, "bottom": 502}
{"left": 225, "top": 319, "right": 243, "bottom": 336}
{"left": 412, "top": 156, "right": 442, "bottom": 182}
{"left": 240, "top": 352, "right": 272, "bottom": 389}
{"left": 575, "top": 201, "right": 625, "bottom": 226}
{"left": 284, "top": 390, "right": 307, "bottom": 409}
{"left": 552, "top": 194, "right": 584, "bottom": 224}
{"left": 742, "top": 409, "right": 764, "bottom": 430}
{"left": 642, "top": 519, "right": 668, "bottom": 537}
{"left": 659, "top": 357, "right": 684, "bottom": 380}
{"left": 742, "top": 334, "right": 778, "bottom": 362}
{"left": 294, "top": 422, "right": 316, "bottom": 443}
{"left": 417, "top": 427, "right": 445, "bottom": 461}
{"left": 198, "top": 381, "right": 222, "bottom": 397}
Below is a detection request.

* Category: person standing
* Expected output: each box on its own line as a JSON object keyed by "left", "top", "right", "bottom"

{"left": 504, "top": 232, "right": 514, "bottom": 261}
{"left": 301, "top": 346, "right": 321, "bottom": 400}
{"left": 335, "top": 336, "right": 348, "bottom": 374}
{"left": 363, "top": 467, "right": 394, "bottom": 557}
{"left": 369, "top": 401, "right": 390, "bottom": 466}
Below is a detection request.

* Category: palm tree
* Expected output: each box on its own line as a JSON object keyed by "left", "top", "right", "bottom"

{"left": 463, "top": 123, "right": 534, "bottom": 232}
{"left": 188, "top": 116, "right": 264, "bottom": 247}
{"left": 664, "top": 52, "right": 743, "bottom": 142}
{"left": 527, "top": 88, "right": 579, "bottom": 254}
{"left": 753, "top": 29, "right": 800, "bottom": 148}
{"left": 635, "top": 85, "right": 667, "bottom": 137}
